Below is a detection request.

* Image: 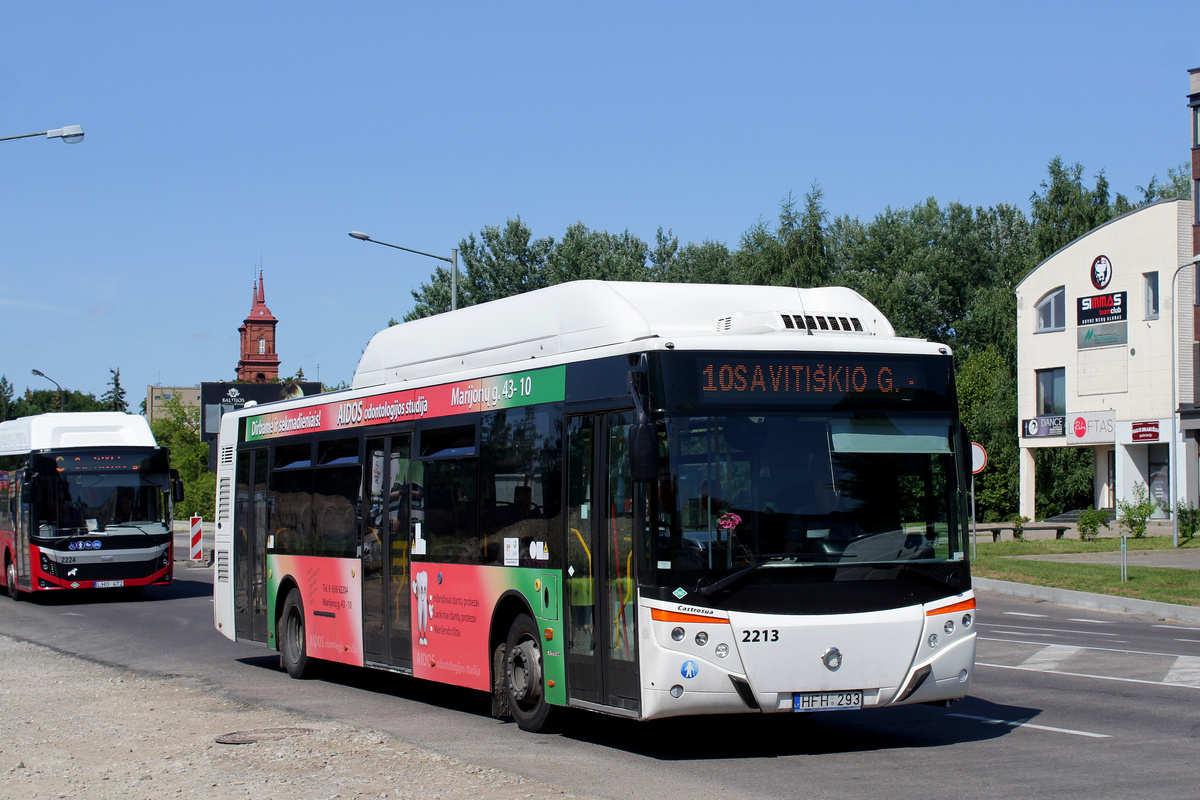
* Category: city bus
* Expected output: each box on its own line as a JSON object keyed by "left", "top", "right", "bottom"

{"left": 0, "top": 412, "right": 181, "bottom": 599}
{"left": 212, "top": 280, "right": 976, "bottom": 731}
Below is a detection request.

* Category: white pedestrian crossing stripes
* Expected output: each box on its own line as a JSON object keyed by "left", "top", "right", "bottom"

{"left": 1017, "top": 644, "right": 1081, "bottom": 670}
{"left": 979, "top": 638, "right": 1200, "bottom": 690}
{"left": 1164, "top": 655, "right": 1200, "bottom": 687}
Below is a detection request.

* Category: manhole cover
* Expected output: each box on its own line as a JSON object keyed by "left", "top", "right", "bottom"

{"left": 215, "top": 727, "right": 314, "bottom": 745}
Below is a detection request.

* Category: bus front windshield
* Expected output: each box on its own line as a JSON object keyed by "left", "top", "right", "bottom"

{"left": 659, "top": 412, "right": 967, "bottom": 587}
{"left": 30, "top": 452, "right": 172, "bottom": 536}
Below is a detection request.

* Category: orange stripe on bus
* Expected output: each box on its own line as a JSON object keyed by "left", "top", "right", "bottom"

{"left": 651, "top": 608, "right": 730, "bottom": 625}
{"left": 926, "top": 598, "right": 976, "bottom": 616}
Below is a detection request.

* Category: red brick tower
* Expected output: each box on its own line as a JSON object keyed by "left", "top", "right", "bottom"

{"left": 236, "top": 271, "right": 280, "bottom": 382}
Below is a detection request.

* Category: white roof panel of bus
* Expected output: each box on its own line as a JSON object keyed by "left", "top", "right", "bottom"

{"left": 0, "top": 412, "right": 157, "bottom": 455}
{"left": 354, "top": 280, "right": 900, "bottom": 389}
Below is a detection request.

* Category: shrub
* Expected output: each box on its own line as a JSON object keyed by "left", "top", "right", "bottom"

{"left": 1117, "top": 483, "right": 1156, "bottom": 539}
{"left": 1076, "top": 507, "right": 1109, "bottom": 542}
{"left": 1011, "top": 514, "right": 1030, "bottom": 540}
{"left": 1176, "top": 499, "right": 1200, "bottom": 541}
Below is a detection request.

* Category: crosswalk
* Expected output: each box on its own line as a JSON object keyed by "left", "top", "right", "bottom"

{"left": 978, "top": 637, "right": 1200, "bottom": 689}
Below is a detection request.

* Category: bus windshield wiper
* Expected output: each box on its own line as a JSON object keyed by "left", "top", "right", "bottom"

{"left": 699, "top": 553, "right": 849, "bottom": 597}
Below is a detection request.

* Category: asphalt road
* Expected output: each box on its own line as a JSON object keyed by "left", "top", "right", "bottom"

{"left": 2, "top": 567, "right": 1198, "bottom": 800}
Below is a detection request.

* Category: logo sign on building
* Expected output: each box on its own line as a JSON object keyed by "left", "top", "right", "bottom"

{"left": 1090, "top": 255, "right": 1113, "bottom": 290}
{"left": 1077, "top": 321, "right": 1128, "bottom": 349}
{"left": 1023, "top": 415, "right": 1065, "bottom": 438}
{"left": 1070, "top": 410, "right": 1116, "bottom": 444}
{"left": 1131, "top": 421, "right": 1160, "bottom": 442}
{"left": 1077, "top": 291, "right": 1126, "bottom": 326}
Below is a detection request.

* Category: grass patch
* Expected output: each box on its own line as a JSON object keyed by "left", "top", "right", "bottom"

{"left": 972, "top": 535, "right": 1200, "bottom": 607}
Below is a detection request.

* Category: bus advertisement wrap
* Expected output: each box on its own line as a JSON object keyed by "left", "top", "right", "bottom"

{"left": 245, "top": 366, "right": 566, "bottom": 442}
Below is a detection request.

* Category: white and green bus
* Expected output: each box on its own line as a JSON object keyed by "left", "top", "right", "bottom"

{"left": 213, "top": 280, "right": 976, "bottom": 731}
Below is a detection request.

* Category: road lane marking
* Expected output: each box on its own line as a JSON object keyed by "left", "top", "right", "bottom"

{"left": 1018, "top": 644, "right": 1081, "bottom": 670}
{"left": 980, "top": 636, "right": 1195, "bottom": 659}
{"left": 986, "top": 624, "right": 1119, "bottom": 637}
{"left": 1001, "top": 612, "right": 1047, "bottom": 618}
{"left": 1068, "top": 618, "right": 1114, "bottom": 624}
{"left": 1153, "top": 624, "right": 1200, "bottom": 631}
{"left": 1176, "top": 638, "right": 1200, "bottom": 643}
{"left": 1164, "top": 655, "right": 1200, "bottom": 687}
{"left": 977, "top": 661, "right": 1200, "bottom": 690}
{"left": 948, "top": 712, "right": 1110, "bottom": 738}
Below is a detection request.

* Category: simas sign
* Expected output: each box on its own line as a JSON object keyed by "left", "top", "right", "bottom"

{"left": 1078, "top": 292, "right": 1126, "bottom": 326}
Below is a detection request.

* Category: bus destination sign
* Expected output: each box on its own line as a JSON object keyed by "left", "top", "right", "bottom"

{"left": 697, "top": 355, "right": 939, "bottom": 406}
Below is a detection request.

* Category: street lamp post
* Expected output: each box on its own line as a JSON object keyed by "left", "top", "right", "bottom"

{"left": 31, "top": 369, "right": 63, "bottom": 412}
{"left": 348, "top": 231, "right": 460, "bottom": 312}
{"left": 1, "top": 125, "right": 85, "bottom": 144}
{"left": 1170, "top": 255, "right": 1200, "bottom": 548}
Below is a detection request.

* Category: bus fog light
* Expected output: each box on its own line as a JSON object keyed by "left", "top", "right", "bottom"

{"left": 943, "top": 620, "right": 955, "bottom": 635}
{"left": 670, "top": 685, "right": 684, "bottom": 698}
{"left": 695, "top": 631, "right": 709, "bottom": 646}
{"left": 928, "top": 634, "right": 939, "bottom": 648}
{"left": 961, "top": 613, "right": 972, "bottom": 628}
{"left": 958, "top": 669, "right": 969, "bottom": 683}
{"left": 715, "top": 643, "right": 729, "bottom": 658}
{"left": 671, "top": 627, "right": 685, "bottom": 642}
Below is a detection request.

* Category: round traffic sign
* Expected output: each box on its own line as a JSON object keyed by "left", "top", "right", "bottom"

{"left": 971, "top": 442, "right": 988, "bottom": 474}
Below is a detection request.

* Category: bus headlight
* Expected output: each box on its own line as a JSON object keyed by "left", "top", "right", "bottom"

{"left": 695, "top": 631, "right": 709, "bottom": 646}
{"left": 671, "top": 627, "right": 685, "bottom": 642}
{"left": 943, "top": 620, "right": 955, "bottom": 635}
{"left": 715, "top": 643, "right": 729, "bottom": 658}
{"left": 928, "top": 634, "right": 940, "bottom": 648}
{"left": 961, "top": 613, "right": 972, "bottom": 629}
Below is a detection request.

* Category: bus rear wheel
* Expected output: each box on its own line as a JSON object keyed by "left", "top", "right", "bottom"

{"left": 280, "top": 588, "right": 315, "bottom": 679}
{"left": 5, "top": 559, "right": 19, "bottom": 601}
{"left": 505, "top": 613, "right": 555, "bottom": 732}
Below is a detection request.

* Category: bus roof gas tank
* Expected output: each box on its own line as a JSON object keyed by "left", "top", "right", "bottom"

{"left": 354, "top": 281, "right": 893, "bottom": 390}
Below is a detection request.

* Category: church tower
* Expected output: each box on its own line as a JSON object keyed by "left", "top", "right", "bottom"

{"left": 236, "top": 271, "right": 280, "bottom": 382}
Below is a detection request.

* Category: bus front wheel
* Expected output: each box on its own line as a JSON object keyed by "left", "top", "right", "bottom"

{"left": 280, "top": 588, "right": 315, "bottom": 679}
{"left": 505, "top": 613, "right": 555, "bottom": 732}
{"left": 5, "top": 559, "right": 19, "bottom": 601}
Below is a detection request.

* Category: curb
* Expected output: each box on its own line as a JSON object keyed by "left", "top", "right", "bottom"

{"left": 974, "top": 577, "right": 1200, "bottom": 624}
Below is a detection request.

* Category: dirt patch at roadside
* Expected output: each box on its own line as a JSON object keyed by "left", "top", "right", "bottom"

{"left": 0, "top": 635, "right": 593, "bottom": 800}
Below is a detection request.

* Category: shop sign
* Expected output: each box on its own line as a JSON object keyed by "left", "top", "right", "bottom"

{"left": 1077, "top": 321, "right": 1127, "bottom": 349}
{"left": 1069, "top": 411, "right": 1116, "bottom": 444}
{"left": 1023, "top": 415, "right": 1065, "bottom": 438}
{"left": 1131, "top": 421, "right": 1160, "bottom": 442}
{"left": 1078, "top": 291, "right": 1126, "bottom": 325}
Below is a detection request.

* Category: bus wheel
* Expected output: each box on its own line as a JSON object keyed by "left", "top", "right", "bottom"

{"left": 5, "top": 560, "right": 19, "bottom": 601}
{"left": 505, "top": 613, "right": 555, "bottom": 732}
{"left": 280, "top": 588, "right": 315, "bottom": 679}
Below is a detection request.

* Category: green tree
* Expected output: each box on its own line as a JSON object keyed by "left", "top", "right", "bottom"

{"left": 1030, "top": 157, "right": 1130, "bottom": 262}
{"left": 101, "top": 367, "right": 128, "bottom": 412}
{"left": 545, "top": 222, "right": 650, "bottom": 284}
{"left": 956, "top": 347, "right": 1019, "bottom": 520}
{"left": 407, "top": 217, "right": 554, "bottom": 320}
{"left": 734, "top": 187, "right": 832, "bottom": 289}
{"left": 1034, "top": 447, "right": 1094, "bottom": 519}
{"left": 0, "top": 376, "right": 12, "bottom": 422}
{"left": 149, "top": 394, "right": 214, "bottom": 520}
{"left": 1136, "top": 163, "right": 1191, "bottom": 205}
{"left": 10, "top": 387, "right": 103, "bottom": 417}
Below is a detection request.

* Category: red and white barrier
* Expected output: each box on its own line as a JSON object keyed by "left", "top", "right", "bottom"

{"left": 190, "top": 516, "right": 203, "bottom": 561}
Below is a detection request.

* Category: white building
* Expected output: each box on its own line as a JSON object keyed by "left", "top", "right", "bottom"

{"left": 1015, "top": 198, "right": 1197, "bottom": 519}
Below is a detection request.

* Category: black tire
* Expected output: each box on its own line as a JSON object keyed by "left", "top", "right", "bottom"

{"left": 280, "top": 588, "right": 316, "bottom": 679}
{"left": 5, "top": 559, "right": 19, "bottom": 601}
{"left": 505, "top": 613, "right": 555, "bottom": 732}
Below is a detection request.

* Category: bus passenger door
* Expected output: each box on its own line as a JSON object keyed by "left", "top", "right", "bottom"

{"left": 564, "top": 412, "right": 640, "bottom": 713}
{"left": 234, "top": 449, "right": 269, "bottom": 643}
{"left": 362, "top": 433, "right": 414, "bottom": 669}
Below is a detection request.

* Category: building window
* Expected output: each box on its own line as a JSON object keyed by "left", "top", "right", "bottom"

{"left": 1035, "top": 287, "right": 1066, "bottom": 332}
{"left": 258, "top": 338, "right": 266, "bottom": 355}
{"left": 1036, "top": 368, "right": 1065, "bottom": 416}
{"left": 1144, "top": 272, "right": 1159, "bottom": 320}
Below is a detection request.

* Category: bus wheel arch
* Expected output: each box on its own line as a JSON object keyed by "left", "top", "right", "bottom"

{"left": 4, "top": 552, "right": 18, "bottom": 601}
{"left": 494, "top": 598, "right": 557, "bottom": 732}
{"left": 489, "top": 592, "right": 535, "bottom": 720}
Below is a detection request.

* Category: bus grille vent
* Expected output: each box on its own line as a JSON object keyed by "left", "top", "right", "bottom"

{"left": 215, "top": 550, "right": 230, "bottom": 583}
{"left": 715, "top": 316, "right": 733, "bottom": 332}
{"left": 217, "top": 477, "right": 232, "bottom": 520}
{"left": 220, "top": 446, "right": 235, "bottom": 467}
{"left": 784, "top": 314, "right": 863, "bottom": 333}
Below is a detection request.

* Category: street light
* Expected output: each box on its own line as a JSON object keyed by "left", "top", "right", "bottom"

{"left": 1, "top": 125, "right": 85, "bottom": 144}
{"left": 1170, "top": 254, "right": 1200, "bottom": 548}
{"left": 348, "top": 231, "right": 460, "bottom": 311}
{"left": 31, "top": 369, "right": 63, "bottom": 412}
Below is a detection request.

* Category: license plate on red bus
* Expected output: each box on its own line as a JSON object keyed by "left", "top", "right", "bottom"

{"left": 794, "top": 690, "right": 863, "bottom": 712}
{"left": 94, "top": 580, "right": 125, "bottom": 588}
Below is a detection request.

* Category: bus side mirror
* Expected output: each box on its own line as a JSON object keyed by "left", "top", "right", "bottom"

{"left": 629, "top": 422, "right": 658, "bottom": 483}
{"left": 171, "top": 469, "right": 185, "bottom": 502}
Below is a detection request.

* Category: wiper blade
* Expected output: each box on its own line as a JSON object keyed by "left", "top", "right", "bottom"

{"left": 698, "top": 553, "right": 848, "bottom": 597}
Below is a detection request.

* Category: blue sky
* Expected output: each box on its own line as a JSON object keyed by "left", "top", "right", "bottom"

{"left": 2, "top": 2, "right": 1195, "bottom": 401}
